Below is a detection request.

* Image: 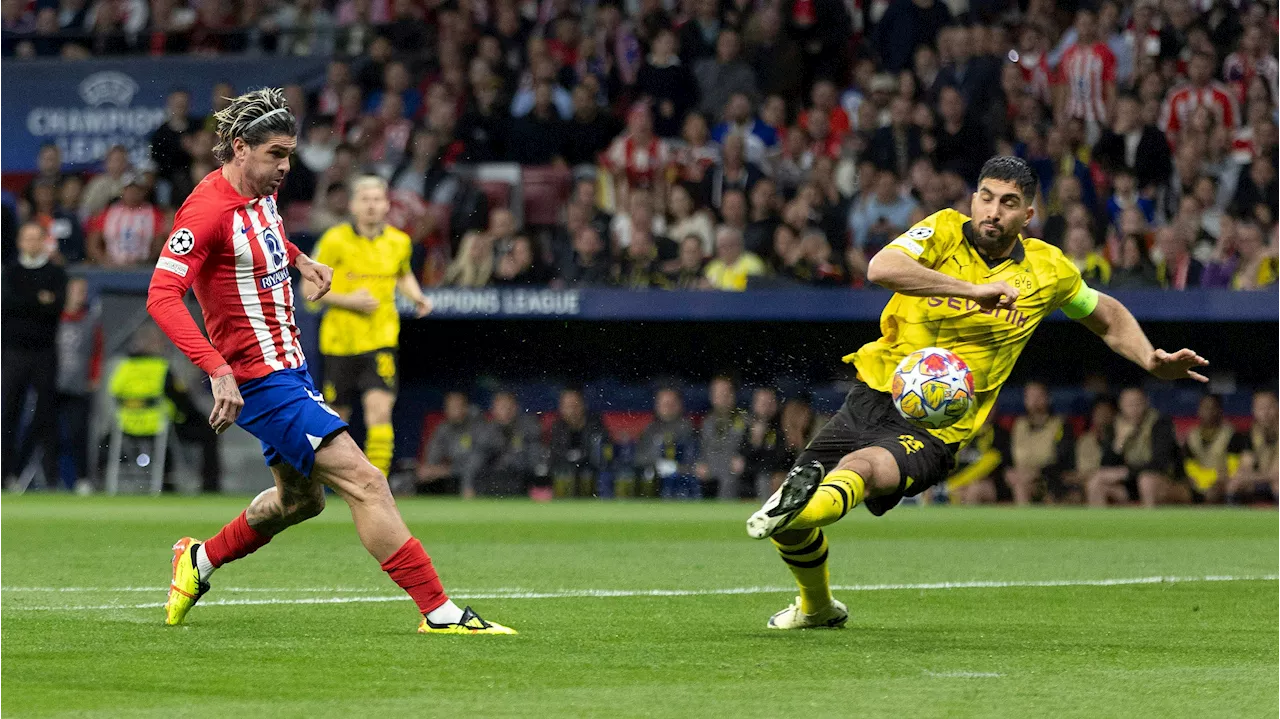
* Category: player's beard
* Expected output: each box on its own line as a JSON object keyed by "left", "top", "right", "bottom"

{"left": 249, "top": 166, "right": 286, "bottom": 197}
{"left": 974, "top": 219, "right": 1021, "bottom": 259}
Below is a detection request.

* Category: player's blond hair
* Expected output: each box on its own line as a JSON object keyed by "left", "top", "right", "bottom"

{"left": 350, "top": 175, "right": 389, "bottom": 196}
{"left": 212, "top": 87, "right": 297, "bottom": 163}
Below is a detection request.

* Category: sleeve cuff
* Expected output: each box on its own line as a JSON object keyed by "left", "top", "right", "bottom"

{"left": 209, "top": 364, "right": 233, "bottom": 379}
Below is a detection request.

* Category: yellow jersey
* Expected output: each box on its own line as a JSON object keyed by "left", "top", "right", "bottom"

{"left": 846, "top": 209, "right": 1087, "bottom": 447}
{"left": 312, "top": 222, "right": 412, "bottom": 356}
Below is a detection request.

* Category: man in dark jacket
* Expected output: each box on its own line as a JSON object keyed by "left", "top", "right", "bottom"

{"left": 1092, "top": 94, "right": 1173, "bottom": 192}
{"left": 2, "top": 222, "right": 67, "bottom": 487}
{"left": 547, "top": 386, "right": 612, "bottom": 497}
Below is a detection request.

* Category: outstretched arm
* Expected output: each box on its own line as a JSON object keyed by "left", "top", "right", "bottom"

{"left": 867, "top": 248, "right": 1019, "bottom": 310}
{"left": 1075, "top": 291, "right": 1209, "bottom": 382}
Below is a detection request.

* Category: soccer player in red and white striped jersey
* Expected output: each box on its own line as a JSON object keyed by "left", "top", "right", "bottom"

{"left": 148, "top": 88, "right": 514, "bottom": 635}
{"left": 1053, "top": 8, "right": 1117, "bottom": 129}
{"left": 1160, "top": 51, "right": 1240, "bottom": 141}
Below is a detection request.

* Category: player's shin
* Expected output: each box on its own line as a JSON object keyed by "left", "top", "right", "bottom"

{"left": 364, "top": 423, "right": 394, "bottom": 478}
{"left": 771, "top": 528, "right": 833, "bottom": 614}
{"left": 380, "top": 537, "right": 463, "bottom": 623}
{"left": 786, "top": 469, "right": 866, "bottom": 530}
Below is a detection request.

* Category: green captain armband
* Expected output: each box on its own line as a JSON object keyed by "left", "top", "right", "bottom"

{"left": 1060, "top": 281, "right": 1099, "bottom": 319}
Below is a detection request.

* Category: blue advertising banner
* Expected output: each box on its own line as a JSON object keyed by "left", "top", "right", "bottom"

{"left": 1, "top": 56, "right": 327, "bottom": 172}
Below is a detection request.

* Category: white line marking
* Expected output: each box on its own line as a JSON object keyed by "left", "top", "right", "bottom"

{"left": 924, "top": 671, "right": 1004, "bottom": 678}
{"left": 3, "top": 574, "right": 1274, "bottom": 612}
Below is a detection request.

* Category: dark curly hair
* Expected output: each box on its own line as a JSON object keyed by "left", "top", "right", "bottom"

{"left": 978, "top": 156, "right": 1039, "bottom": 203}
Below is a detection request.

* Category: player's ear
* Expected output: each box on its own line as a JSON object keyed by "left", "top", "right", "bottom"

{"left": 231, "top": 136, "right": 248, "bottom": 162}
{"left": 1024, "top": 203, "right": 1035, "bottom": 225}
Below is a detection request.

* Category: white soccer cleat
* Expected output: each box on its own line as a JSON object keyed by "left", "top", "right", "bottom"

{"left": 766, "top": 596, "right": 849, "bottom": 630}
{"left": 746, "top": 461, "right": 824, "bottom": 539}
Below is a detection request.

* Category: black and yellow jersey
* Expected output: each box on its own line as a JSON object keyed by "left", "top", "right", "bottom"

{"left": 312, "top": 222, "right": 412, "bottom": 357}
{"left": 846, "top": 209, "right": 1091, "bottom": 447}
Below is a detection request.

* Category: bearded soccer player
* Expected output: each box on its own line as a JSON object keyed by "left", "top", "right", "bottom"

{"left": 745, "top": 156, "right": 1208, "bottom": 629}
{"left": 303, "top": 175, "right": 429, "bottom": 479}
{"left": 148, "top": 88, "right": 514, "bottom": 634}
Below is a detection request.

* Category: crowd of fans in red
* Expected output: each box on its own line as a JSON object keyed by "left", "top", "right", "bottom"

{"left": 5, "top": 0, "right": 1279, "bottom": 292}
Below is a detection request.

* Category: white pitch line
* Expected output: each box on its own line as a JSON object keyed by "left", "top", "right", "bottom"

{"left": 924, "top": 671, "right": 1004, "bottom": 678}
{"left": 4, "top": 574, "right": 1274, "bottom": 612}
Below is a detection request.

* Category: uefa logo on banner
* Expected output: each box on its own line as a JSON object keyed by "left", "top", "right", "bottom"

{"left": 78, "top": 72, "right": 139, "bottom": 108}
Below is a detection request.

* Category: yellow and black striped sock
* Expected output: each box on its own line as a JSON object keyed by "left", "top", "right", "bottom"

{"left": 364, "top": 423, "right": 394, "bottom": 478}
{"left": 788, "top": 469, "right": 867, "bottom": 530}
{"left": 771, "top": 528, "right": 832, "bottom": 614}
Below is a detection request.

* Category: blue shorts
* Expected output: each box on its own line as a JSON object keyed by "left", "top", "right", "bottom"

{"left": 236, "top": 366, "right": 348, "bottom": 476}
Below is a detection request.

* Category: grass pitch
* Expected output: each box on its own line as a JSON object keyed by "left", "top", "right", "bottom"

{"left": 2, "top": 497, "right": 1276, "bottom": 718}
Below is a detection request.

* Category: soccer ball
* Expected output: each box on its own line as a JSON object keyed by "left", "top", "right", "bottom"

{"left": 890, "top": 347, "right": 975, "bottom": 429}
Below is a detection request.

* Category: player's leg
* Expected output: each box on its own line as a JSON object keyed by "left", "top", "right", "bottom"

{"left": 1085, "top": 466, "right": 1129, "bottom": 506}
{"left": 311, "top": 431, "right": 514, "bottom": 634}
{"left": 1137, "top": 470, "right": 1188, "bottom": 508}
{"left": 361, "top": 387, "right": 395, "bottom": 479}
{"left": 165, "top": 464, "right": 324, "bottom": 625}
{"left": 1006, "top": 467, "right": 1037, "bottom": 506}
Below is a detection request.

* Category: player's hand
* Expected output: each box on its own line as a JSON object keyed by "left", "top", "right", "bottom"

{"left": 208, "top": 372, "right": 244, "bottom": 434}
{"left": 413, "top": 295, "right": 432, "bottom": 318}
{"left": 298, "top": 256, "right": 333, "bottom": 302}
{"left": 348, "top": 288, "right": 379, "bottom": 314}
{"left": 968, "top": 281, "right": 1019, "bottom": 311}
{"left": 1148, "top": 348, "right": 1209, "bottom": 383}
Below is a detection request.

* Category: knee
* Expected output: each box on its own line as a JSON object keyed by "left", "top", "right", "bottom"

{"left": 347, "top": 465, "right": 394, "bottom": 505}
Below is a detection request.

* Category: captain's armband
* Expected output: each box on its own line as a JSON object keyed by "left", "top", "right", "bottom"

{"left": 1060, "top": 281, "right": 1100, "bottom": 319}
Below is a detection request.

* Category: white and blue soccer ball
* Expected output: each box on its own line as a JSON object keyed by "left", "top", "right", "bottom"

{"left": 891, "top": 347, "right": 975, "bottom": 429}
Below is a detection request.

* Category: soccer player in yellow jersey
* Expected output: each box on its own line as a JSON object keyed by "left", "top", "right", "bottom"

{"left": 746, "top": 157, "right": 1210, "bottom": 629}
{"left": 301, "top": 176, "right": 430, "bottom": 479}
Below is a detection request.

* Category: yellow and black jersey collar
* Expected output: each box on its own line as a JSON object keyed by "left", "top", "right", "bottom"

{"left": 962, "top": 220, "right": 1025, "bottom": 268}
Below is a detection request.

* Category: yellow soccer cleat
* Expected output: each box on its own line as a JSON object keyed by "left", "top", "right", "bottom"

{"left": 418, "top": 607, "right": 517, "bottom": 635}
{"left": 165, "top": 537, "right": 210, "bottom": 626}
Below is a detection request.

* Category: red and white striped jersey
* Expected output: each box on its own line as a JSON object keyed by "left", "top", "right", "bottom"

{"left": 147, "top": 170, "right": 305, "bottom": 383}
{"left": 605, "top": 133, "right": 673, "bottom": 190}
{"left": 1017, "top": 51, "right": 1053, "bottom": 104}
{"left": 1159, "top": 82, "right": 1240, "bottom": 138}
{"left": 87, "top": 202, "right": 164, "bottom": 265}
{"left": 1055, "top": 42, "right": 1117, "bottom": 123}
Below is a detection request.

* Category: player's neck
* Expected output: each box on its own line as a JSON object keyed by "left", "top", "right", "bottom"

{"left": 356, "top": 222, "right": 384, "bottom": 239}
{"left": 221, "top": 164, "right": 258, "bottom": 200}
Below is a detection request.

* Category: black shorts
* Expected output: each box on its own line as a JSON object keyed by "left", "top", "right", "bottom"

{"left": 322, "top": 350, "right": 398, "bottom": 408}
{"left": 795, "top": 379, "right": 958, "bottom": 516}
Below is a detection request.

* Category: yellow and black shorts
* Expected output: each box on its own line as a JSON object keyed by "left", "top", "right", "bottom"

{"left": 322, "top": 350, "right": 398, "bottom": 408}
{"left": 795, "top": 379, "right": 958, "bottom": 516}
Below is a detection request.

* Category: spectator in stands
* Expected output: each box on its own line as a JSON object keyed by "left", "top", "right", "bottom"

{"left": 704, "top": 225, "right": 765, "bottom": 291}
{"left": 1227, "top": 219, "right": 1278, "bottom": 289}
{"left": 744, "top": 177, "right": 781, "bottom": 259}
{"left": 1107, "top": 231, "right": 1160, "bottom": 288}
{"left": 667, "top": 183, "right": 715, "bottom": 255}
{"left": 869, "top": 96, "right": 923, "bottom": 179}
{"left": 779, "top": 393, "right": 819, "bottom": 470}
{"left": 613, "top": 226, "right": 673, "bottom": 289}
{"left": 736, "top": 387, "right": 788, "bottom": 498}
{"left": 506, "top": 81, "right": 568, "bottom": 166}
{"left": 2, "top": 222, "right": 65, "bottom": 489}
{"left": 678, "top": 0, "right": 719, "bottom": 65}
{"left": 931, "top": 85, "right": 988, "bottom": 186}
{"left": 1231, "top": 156, "right": 1279, "bottom": 226}
{"left": 1095, "top": 94, "right": 1173, "bottom": 193}
{"left": 474, "top": 391, "right": 541, "bottom": 497}
{"left": 1181, "top": 394, "right": 1248, "bottom": 503}
{"left": 873, "top": 0, "right": 951, "bottom": 74}
{"left": 1152, "top": 225, "right": 1204, "bottom": 289}
{"left": 309, "top": 182, "right": 350, "bottom": 235}
{"left": 511, "top": 56, "right": 574, "bottom": 121}
{"left": 635, "top": 28, "right": 698, "bottom": 138}
{"left": 848, "top": 168, "right": 917, "bottom": 260}
{"left": 745, "top": 7, "right": 804, "bottom": 106}
{"left": 1074, "top": 394, "right": 1117, "bottom": 498}
{"left": 702, "top": 132, "right": 763, "bottom": 211}
{"left": 695, "top": 375, "right": 746, "bottom": 499}
{"left": 1064, "top": 226, "right": 1112, "bottom": 286}
{"left": 694, "top": 29, "right": 758, "bottom": 118}
{"left": 547, "top": 386, "right": 611, "bottom": 498}
{"left": 85, "top": 174, "right": 163, "bottom": 267}
{"left": 797, "top": 228, "right": 844, "bottom": 287}
{"left": 1105, "top": 166, "right": 1157, "bottom": 230}
{"left": 605, "top": 104, "right": 672, "bottom": 210}
{"left": 948, "top": 414, "right": 1009, "bottom": 505}
{"left": 1225, "top": 390, "right": 1279, "bottom": 504}
{"left": 1004, "top": 382, "right": 1076, "bottom": 505}
{"left": 1161, "top": 50, "right": 1239, "bottom": 139}
{"left": 1086, "top": 386, "right": 1180, "bottom": 508}
{"left": 24, "top": 144, "right": 68, "bottom": 206}
{"left": 493, "top": 235, "right": 553, "bottom": 285}
{"left": 26, "top": 179, "right": 84, "bottom": 264}
{"left": 564, "top": 84, "right": 620, "bottom": 168}
{"left": 673, "top": 113, "right": 719, "bottom": 184}
{"left": 444, "top": 231, "right": 495, "bottom": 288}
{"left": 562, "top": 226, "right": 612, "bottom": 287}
{"left": 938, "top": 24, "right": 1003, "bottom": 127}
{"left": 79, "top": 145, "right": 131, "bottom": 220}
{"left": 1054, "top": 7, "right": 1118, "bottom": 136}
{"left": 635, "top": 387, "right": 698, "bottom": 498}
{"left": 390, "top": 129, "right": 450, "bottom": 201}
{"left": 667, "top": 235, "right": 708, "bottom": 289}
{"left": 416, "top": 391, "right": 486, "bottom": 497}
{"left": 150, "top": 89, "right": 195, "bottom": 187}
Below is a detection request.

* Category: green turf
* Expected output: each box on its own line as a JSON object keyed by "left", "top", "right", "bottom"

{"left": 2, "top": 497, "right": 1276, "bottom": 718}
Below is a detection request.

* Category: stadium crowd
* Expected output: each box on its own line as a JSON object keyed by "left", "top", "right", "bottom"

{"left": 410, "top": 378, "right": 1278, "bottom": 505}
{"left": 4, "top": 0, "right": 1279, "bottom": 291}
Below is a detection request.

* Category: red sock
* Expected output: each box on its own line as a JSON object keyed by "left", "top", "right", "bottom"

{"left": 380, "top": 538, "right": 448, "bottom": 615}
{"left": 202, "top": 511, "right": 272, "bottom": 568}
